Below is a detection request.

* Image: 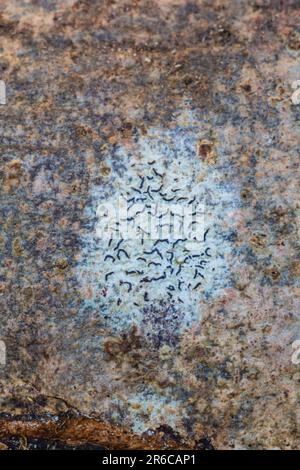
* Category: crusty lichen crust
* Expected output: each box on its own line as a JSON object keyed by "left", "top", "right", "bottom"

{"left": 0, "top": 0, "right": 299, "bottom": 449}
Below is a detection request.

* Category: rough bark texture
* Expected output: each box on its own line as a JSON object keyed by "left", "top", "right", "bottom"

{"left": 0, "top": 0, "right": 299, "bottom": 449}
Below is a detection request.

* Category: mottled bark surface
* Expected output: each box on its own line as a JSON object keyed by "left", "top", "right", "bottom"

{"left": 0, "top": 0, "right": 299, "bottom": 449}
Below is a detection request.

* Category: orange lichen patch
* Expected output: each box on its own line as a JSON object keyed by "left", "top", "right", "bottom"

{"left": 287, "top": 31, "right": 300, "bottom": 50}
{"left": 100, "top": 165, "right": 111, "bottom": 177}
{"left": 290, "top": 259, "right": 300, "bottom": 278}
{"left": 0, "top": 282, "right": 8, "bottom": 294}
{"left": 74, "top": 125, "right": 94, "bottom": 140}
{"left": 249, "top": 233, "right": 267, "bottom": 248}
{"left": 32, "top": 97, "right": 55, "bottom": 117}
{"left": 0, "top": 416, "right": 188, "bottom": 450}
{"left": 197, "top": 140, "right": 217, "bottom": 165}
{"left": 3, "top": 159, "right": 23, "bottom": 192}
